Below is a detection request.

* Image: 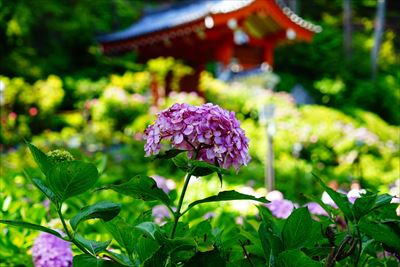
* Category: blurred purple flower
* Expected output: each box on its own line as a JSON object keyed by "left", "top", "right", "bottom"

{"left": 203, "top": 212, "right": 216, "bottom": 220}
{"left": 265, "top": 199, "right": 295, "bottom": 219}
{"left": 235, "top": 216, "right": 244, "bottom": 225}
{"left": 152, "top": 175, "right": 176, "bottom": 194}
{"left": 32, "top": 231, "right": 72, "bottom": 267}
{"left": 304, "top": 202, "right": 328, "bottom": 216}
{"left": 152, "top": 205, "right": 171, "bottom": 225}
{"left": 144, "top": 103, "right": 250, "bottom": 171}
{"left": 347, "top": 189, "right": 366, "bottom": 204}
{"left": 322, "top": 191, "right": 338, "bottom": 208}
{"left": 266, "top": 190, "right": 284, "bottom": 201}
{"left": 42, "top": 199, "right": 50, "bottom": 209}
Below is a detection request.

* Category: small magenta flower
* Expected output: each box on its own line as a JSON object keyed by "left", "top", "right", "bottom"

{"left": 32, "top": 231, "right": 72, "bottom": 267}
{"left": 144, "top": 103, "right": 250, "bottom": 171}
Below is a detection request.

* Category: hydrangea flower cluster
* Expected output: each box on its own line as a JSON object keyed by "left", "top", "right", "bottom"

{"left": 266, "top": 199, "right": 296, "bottom": 219}
{"left": 265, "top": 190, "right": 297, "bottom": 219}
{"left": 31, "top": 232, "right": 72, "bottom": 267}
{"left": 144, "top": 103, "right": 250, "bottom": 170}
{"left": 47, "top": 149, "right": 75, "bottom": 163}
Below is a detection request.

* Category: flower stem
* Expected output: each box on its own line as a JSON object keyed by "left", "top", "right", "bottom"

{"left": 354, "top": 226, "right": 362, "bottom": 266}
{"left": 170, "top": 172, "right": 192, "bottom": 238}
{"left": 57, "top": 205, "right": 90, "bottom": 254}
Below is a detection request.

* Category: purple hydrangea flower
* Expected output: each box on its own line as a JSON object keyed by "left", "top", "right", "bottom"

{"left": 265, "top": 199, "right": 295, "bottom": 219}
{"left": 266, "top": 190, "right": 284, "bottom": 201}
{"left": 144, "top": 103, "right": 250, "bottom": 171}
{"left": 32, "top": 231, "right": 72, "bottom": 267}
{"left": 304, "top": 202, "right": 328, "bottom": 216}
{"left": 152, "top": 205, "right": 171, "bottom": 225}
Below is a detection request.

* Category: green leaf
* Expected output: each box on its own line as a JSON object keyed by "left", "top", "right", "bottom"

{"left": 184, "top": 249, "right": 226, "bottom": 267}
{"left": 143, "top": 247, "right": 169, "bottom": 267}
{"left": 190, "top": 221, "right": 214, "bottom": 252}
{"left": 168, "top": 237, "right": 197, "bottom": 254}
{"left": 277, "top": 249, "right": 322, "bottom": 267}
{"left": 135, "top": 221, "right": 161, "bottom": 240}
{"left": 303, "top": 221, "right": 325, "bottom": 248}
{"left": 70, "top": 201, "right": 121, "bottom": 230}
{"left": 27, "top": 142, "right": 53, "bottom": 175}
{"left": 359, "top": 222, "right": 400, "bottom": 251}
{"left": 353, "top": 192, "right": 377, "bottom": 220}
{"left": 47, "top": 161, "right": 99, "bottom": 202}
{"left": 74, "top": 234, "right": 111, "bottom": 255}
{"left": 72, "top": 254, "right": 125, "bottom": 267}
{"left": 140, "top": 234, "right": 196, "bottom": 266}
{"left": 103, "top": 251, "right": 133, "bottom": 267}
{"left": 257, "top": 206, "right": 279, "bottom": 234}
{"left": 374, "top": 194, "right": 393, "bottom": 209}
{"left": 314, "top": 174, "right": 354, "bottom": 220}
{"left": 154, "top": 149, "right": 186, "bottom": 160}
{"left": 185, "top": 190, "right": 268, "bottom": 213}
{"left": 24, "top": 170, "right": 57, "bottom": 203}
{"left": 137, "top": 235, "right": 160, "bottom": 263}
{"left": 172, "top": 153, "right": 189, "bottom": 170}
{"left": 32, "top": 178, "right": 57, "bottom": 202}
{"left": 104, "top": 218, "right": 137, "bottom": 256}
{"left": 101, "top": 175, "right": 171, "bottom": 206}
{"left": 189, "top": 160, "right": 230, "bottom": 177}
{"left": 259, "top": 221, "right": 283, "bottom": 266}
{"left": 303, "top": 247, "right": 332, "bottom": 258}
{"left": 97, "top": 155, "right": 108, "bottom": 175}
{"left": 0, "top": 220, "right": 63, "bottom": 239}
{"left": 282, "top": 207, "right": 313, "bottom": 250}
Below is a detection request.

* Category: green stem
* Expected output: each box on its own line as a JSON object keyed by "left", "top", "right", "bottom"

{"left": 170, "top": 148, "right": 199, "bottom": 239}
{"left": 57, "top": 205, "right": 90, "bottom": 254}
{"left": 354, "top": 226, "right": 362, "bottom": 266}
{"left": 326, "top": 235, "right": 351, "bottom": 267}
{"left": 239, "top": 240, "right": 255, "bottom": 267}
{"left": 170, "top": 172, "right": 192, "bottom": 238}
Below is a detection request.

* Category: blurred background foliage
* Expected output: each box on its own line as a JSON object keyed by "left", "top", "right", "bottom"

{"left": 0, "top": 0, "right": 399, "bottom": 265}
{"left": 0, "top": 0, "right": 399, "bottom": 123}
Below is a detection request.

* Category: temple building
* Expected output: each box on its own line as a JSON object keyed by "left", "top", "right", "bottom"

{"left": 97, "top": 0, "right": 321, "bottom": 91}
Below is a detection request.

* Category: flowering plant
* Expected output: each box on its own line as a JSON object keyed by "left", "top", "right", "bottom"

{"left": 0, "top": 103, "right": 399, "bottom": 267}
{"left": 0, "top": 103, "right": 269, "bottom": 266}
{"left": 144, "top": 103, "right": 250, "bottom": 171}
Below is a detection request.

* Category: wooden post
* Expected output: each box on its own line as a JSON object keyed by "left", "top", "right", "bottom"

{"left": 263, "top": 43, "right": 274, "bottom": 66}
{"left": 343, "top": 0, "right": 352, "bottom": 58}
{"left": 266, "top": 124, "right": 275, "bottom": 191}
{"left": 150, "top": 73, "right": 159, "bottom": 106}
{"left": 371, "top": 0, "right": 386, "bottom": 78}
{"left": 260, "top": 104, "right": 276, "bottom": 191}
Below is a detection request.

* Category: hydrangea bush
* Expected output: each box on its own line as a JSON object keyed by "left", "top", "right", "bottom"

{"left": 32, "top": 231, "right": 73, "bottom": 267}
{"left": 1, "top": 103, "right": 399, "bottom": 266}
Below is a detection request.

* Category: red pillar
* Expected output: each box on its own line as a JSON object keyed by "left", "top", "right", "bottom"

{"left": 263, "top": 43, "right": 274, "bottom": 66}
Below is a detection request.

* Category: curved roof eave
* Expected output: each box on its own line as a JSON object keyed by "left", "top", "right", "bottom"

{"left": 97, "top": 0, "right": 321, "bottom": 44}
